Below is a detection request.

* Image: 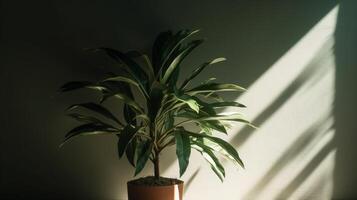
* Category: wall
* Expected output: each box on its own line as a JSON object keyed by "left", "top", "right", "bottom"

{"left": 333, "top": 0, "right": 357, "bottom": 198}
{"left": 1, "top": 0, "right": 356, "bottom": 199}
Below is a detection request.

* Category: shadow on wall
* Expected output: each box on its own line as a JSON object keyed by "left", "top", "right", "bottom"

{"left": 230, "top": 36, "right": 336, "bottom": 149}
{"left": 243, "top": 115, "right": 334, "bottom": 199}
{"left": 333, "top": 1, "right": 357, "bottom": 199}
{"left": 160, "top": 0, "right": 338, "bottom": 174}
{"left": 183, "top": 4, "right": 338, "bottom": 196}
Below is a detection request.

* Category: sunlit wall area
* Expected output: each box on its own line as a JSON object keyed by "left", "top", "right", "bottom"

{"left": 162, "top": 5, "right": 339, "bottom": 200}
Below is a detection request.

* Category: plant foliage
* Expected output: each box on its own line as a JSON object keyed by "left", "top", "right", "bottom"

{"left": 59, "top": 29, "right": 254, "bottom": 181}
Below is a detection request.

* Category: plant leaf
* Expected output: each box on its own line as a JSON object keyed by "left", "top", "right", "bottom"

{"left": 190, "top": 98, "right": 228, "bottom": 134}
{"left": 161, "top": 39, "right": 204, "bottom": 84}
{"left": 67, "top": 113, "right": 102, "bottom": 124}
{"left": 126, "top": 51, "right": 155, "bottom": 83}
{"left": 135, "top": 140, "right": 153, "bottom": 176}
{"left": 187, "top": 83, "right": 246, "bottom": 95}
{"left": 148, "top": 83, "right": 165, "bottom": 121}
{"left": 209, "top": 101, "right": 246, "bottom": 108}
{"left": 164, "top": 112, "right": 174, "bottom": 131}
{"left": 175, "top": 110, "right": 251, "bottom": 133}
{"left": 117, "top": 125, "right": 141, "bottom": 158}
{"left": 60, "top": 123, "right": 118, "bottom": 147}
{"left": 94, "top": 48, "right": 150, "bottom": 98}
{"left": 201, "top": 113, "right": 250, "bottom": 124}
{"left": 102, "top": 76, "right": 140, "bottom": 88}
{"left": 176, "top": 107, "right": 223, "bottom": 134}
{"left": 200, "top": 120, "right": 227, "bottom": 135}
{"left": 125, "top": 139, "right": 137, "bottom": 167}
{"left": 59, "top": 81, "right": 106, "bottom": 92}
{"left": 101, "top": 92, "right": 144, "bottom": 114}
{"left": 181, "top": 57, "right": 226, "bottom": 89}
{"left": 124, "top": 104, "right": 136, "bottom": 124}
{"left": 152, "top": 30, "right": 173, "bottom": 75}
{"left": 67, "top": 102, "right": 121, "bottom": 125}
{"left": 167, "top": 66, "right": 180, "bottom": 91}
{"left": 192, "top": 141, "right": 225, "bottom": 182}
{"left": 175, "top": 131, "right": 191, "bottom": 176}
{"left": 186, "top": 130, "right": 244, "bottom": 168}
{"left": 200, "top": 92, "right": 224, "bottom": 102}
{"left": 161, "top": 29, "right": 200, "bottom": 71}
{"left": 66, "top": 113, "right": 122, "bottom": 131}
{"left": 174, "top": 94, "right": 200, "bottom": 113}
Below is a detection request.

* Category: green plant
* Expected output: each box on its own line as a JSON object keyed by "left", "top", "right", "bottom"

{"left": 59, "top": 29, "right": 254, "bottom": 181}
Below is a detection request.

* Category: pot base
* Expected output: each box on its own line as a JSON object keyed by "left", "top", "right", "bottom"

{"left": 127, "top": 177, "right": 183, "bottom": 200}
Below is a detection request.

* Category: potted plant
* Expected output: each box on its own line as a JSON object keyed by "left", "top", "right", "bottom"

{"left": 59, "top": 29, "right": 254, "bottom": 200}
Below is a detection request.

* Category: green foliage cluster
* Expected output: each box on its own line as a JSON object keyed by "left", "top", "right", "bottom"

{"left": 59, "top": 29, "right": 254, "bottom": 181}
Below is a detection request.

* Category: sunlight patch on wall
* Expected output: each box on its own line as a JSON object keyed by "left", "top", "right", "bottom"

{"left": 162, "top": 5, "right": 339, "bottom": 200}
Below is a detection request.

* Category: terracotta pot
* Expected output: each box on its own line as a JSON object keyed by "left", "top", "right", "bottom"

{"left": 127, "top": 181, "right": 184, "bottom": 200}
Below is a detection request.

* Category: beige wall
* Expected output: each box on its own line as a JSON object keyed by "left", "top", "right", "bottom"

{"left": 2, "top": 0, "right": 356, "bottom": 199}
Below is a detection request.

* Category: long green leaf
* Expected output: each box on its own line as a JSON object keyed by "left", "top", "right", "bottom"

{"left": 59, "top": 81, "right": 91, "bottom": 92}
{"left": 199, "top": 137, "right": 244, "bottom": 168}
{"left": 182, "top": 129, "right": 244, "bottom": 168}
{"left": 208, "top": 101, "right": 246, "bottom": 108}
{"left": 101, "top": 92, "right": 144, "bottom": 114}
{"left": 199, "top": 120, "right": 227, "bottom": 135}
{"left": 148, "top": 83, "right": 165, "bottom": 121}
{"left": 161, "top": 29, "right": 200, "bottom": 71}
{"left": 60, "top": 123, "right": 118, "bottom": 147}
{"left": 103, "top": 79, "right": 138, "bottom": 126}
{"left": 154, "top": 30, "right": 200, "bottom": 78}
{"left": 102, "top": 76, "right": 140, "bottom": 88}
{"left": 176, "top": 104, "right": 225, "bottom": 134}
{"left": 175, "top": 131, "right": 191, "bottom": 176}
{"left": 99, "top": 79, "right": 129, "bottom": 93}
{"left": 160, "top": 30, "right": 201, "bottom": 88}
{"left": 200, "top": 92, "right": 224, "bottom": 102}
{"left": 192, "top": 141, "right": 225, "bottom": 181}
{"left": 124, "top": 104, "right": 136, "bottom": 124}
{"left": 152, "top": 31, "right": 173, "bottom": 74}
{"left": 187, "top": 83, "right": 246, "bottom": 95}
{"left": 117, "top": 125, "right": 141, "bottom": 158}
{"left": 59, "top": 81, "right": 106, "bottom": 92}
{"left": 94, "top": 48, "right": 150, "bottom": 98}
{"left": 175, "top": 94, "right": 200, "bottom": 113}
{"left": 181, "top": 57, "right": 226, "bottom": 89}
{"left": 125, "top": 139, "right": 137, "bottom": 167}
{"left": 175, "top": 111, "right": 251, "bottom": 129}
{"left": 164, "top": 112, "right": 174, "bottom": 131}
{"left": 67, "top": 103, "right": 121, "bottom": 125}
{"left": 201, "top": 113, "right": 250, "bottom": 124}
{"left": 167, "top": 66, "right": 180, "bottom": 90}
{"left": 67, "top": 113, "right": 102, "bottom": 124}
{"left": 66, "top": 113, "right": 122, "bottom": 131}
{"left": 161, "top": 39, "right": 204, "bottom": 84}
{"left": 189, "top": 98, "right": 228, "bottom": 134}
{"left": 135, "top": 140, "right": 153, "bottom": 175}
{"left": 126, "top": 51, "right": 155, "bottom": 83}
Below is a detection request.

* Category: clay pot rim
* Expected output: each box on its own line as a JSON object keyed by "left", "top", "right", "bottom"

{"left": 127, "top": 181, "right": 184, "bottom": 188}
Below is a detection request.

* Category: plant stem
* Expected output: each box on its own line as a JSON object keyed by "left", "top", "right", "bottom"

{"left": 154, "top": 152, "right": 160, "bottom": 179}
